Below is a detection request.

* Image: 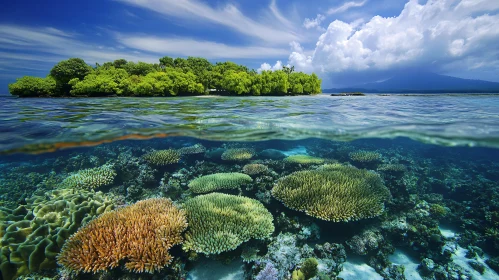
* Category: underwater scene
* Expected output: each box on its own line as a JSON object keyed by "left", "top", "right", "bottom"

{"left": 1, "top": 95, "right": 499, "bottom": 280}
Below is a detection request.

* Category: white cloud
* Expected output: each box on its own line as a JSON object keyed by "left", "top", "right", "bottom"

{"left": 303, "top": 14, "right": 326, "bottom": 30}
{"left": 289, "top": 0, "right": 499, "bottom": 83}
{"left": 117, "top": 36, "right": 289, "bottom": 59}
{"left": 327, "top": 0, "right": 368, "bottom": 15}
{"left": 258, "top": 60, "right": 288, "bottom": 72}
{"left": 117, "top": 0, "right": 300, "bottom": 44}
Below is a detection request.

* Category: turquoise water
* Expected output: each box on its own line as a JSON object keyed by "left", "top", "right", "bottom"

{"left": 0, "top": 94, "right": 498, "bottom": 280}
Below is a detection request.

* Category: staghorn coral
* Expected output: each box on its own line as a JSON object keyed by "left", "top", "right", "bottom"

{"left": 272, "top": 165, "right": 390, "bottom": 222}
{"left": 188, "top": 172, "right": 252, "bottom": 194}
{"left": 0, "top": 189, "right": 115, "bottom": 280}
{"left": 377, "top": 163, "right": 407, "bottom": 173}
{"left": 57, "top": 198, "right": 187, "bottom": 274}
{"left": 61, "top": 164, "right": 116, "bottom": 190}
{"left": 182, "top": 193, "right": 274, "bottom": 254}
{"left": 221, "top": 148, "right": 256, "bottom": 161}
{"left": 349, "top": 150, "right": 381, "bottom": 163}
{"left": 243, "top": 164, "right": 269, "bottom": 175}
{"left": 143, "top": 149, "right": 181, "bottom": 165}
{"left": 284, "top": 155, "right": 325, "bottom": 165}
{"left": 178, "top": 144, "right": 206, "bottom": 155}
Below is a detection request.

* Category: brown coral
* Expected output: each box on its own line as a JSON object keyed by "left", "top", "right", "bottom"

{"left": 57, "top": 198, "right": 187, "bottom": 274}
{"left": 243, "top": 164, "right": 269, "bottom": 175}
{"left": 143, "top": 149, "right": 181, "bottom": 165}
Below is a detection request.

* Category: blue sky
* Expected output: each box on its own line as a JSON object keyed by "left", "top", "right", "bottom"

{"left": 1, "top": 0, "right": 498, "bottom": 91}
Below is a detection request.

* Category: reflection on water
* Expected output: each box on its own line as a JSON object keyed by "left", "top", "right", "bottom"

{"left": 0, "top": 137, "right": 498, "bottom": 280}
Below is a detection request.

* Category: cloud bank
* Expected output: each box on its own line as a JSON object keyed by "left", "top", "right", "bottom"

{"left": 287, "top": 0, "right": 499, "bottom": 85}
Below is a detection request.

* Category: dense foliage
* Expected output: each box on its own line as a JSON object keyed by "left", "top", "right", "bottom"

{"left": 9, "top": 57, "right": 322, "bottom": 97}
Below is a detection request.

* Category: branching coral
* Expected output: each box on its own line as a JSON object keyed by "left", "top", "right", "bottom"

{"left": 61, "top": 164, "right": 116, "bottom": 189}
{"left": 349, "top": 151, "right": 381, "bottom": 163}
{"left": 377, "top": 163, "right": 407, "bottom": 173}
{"left": 143, "top": 149, "right": 181, "bottom": 165}
{"left": 284, "top": 155, "right": 325, "bottom": 165}
{"left": 57, "top": 198, "right": 187, "bottom": 274}
{"left": 272, "top": 165, "right": 391, "bottom": 222}
{"left": 0, "top": 189, "right": 115, "bottom": 280}
{"left": 182, "top": 193, "right": 274, "bottom": 254}
{"left": 188, "top": 172, "right": 252, "bottom": 194}
{"left": 243, "top": 164, "right": 269, "bottom": 175}
{"left": 221, "top": 148, "right": 256, "bottom": 161}
{"left": 178, "top": 144, "right": 206, "bottom": 155}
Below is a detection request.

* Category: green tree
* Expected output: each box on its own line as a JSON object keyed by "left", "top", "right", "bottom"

{"left": 8, "top": 76, "right": 56, "bottom": 97}
{"left": 50, "top": 58, "right": 92, "bottom": 95}
{"left": 221, "top": 70, "right": 252, "bottom": 95}
{"left": 113, "top": 59, "right": 128, "bottom": 69}
{"left": 123, "top": 61, "right": 156, "bottom": 76}
{"left": 69, "top": 67, "right": 130, "bottom": 96}
{"left": 159, "top": 56, "right": 174, "bottom": 68}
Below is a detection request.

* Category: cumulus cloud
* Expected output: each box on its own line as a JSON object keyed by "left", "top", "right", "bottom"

{"left": 303, "top": 14, "right": 325, "bottom": 30}
{"left": 289, "top": 0, "right": 499, "bottom": 84}
{"left": 258, "top": 60, "right": 291, "bottom": 72}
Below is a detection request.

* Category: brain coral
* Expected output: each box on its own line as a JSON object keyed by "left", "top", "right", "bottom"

{"left": 58, "top": 198, "right": 187, "bottom": 274}
{"left": 221, "top": 148, "right": 255, "bottom": 161}
{"left": 182, "top": 193, "right": 274, "bottom": 254}
{"left": 272, "top": 165, "right": 390, "bottom": 222}
{"left": 61, "top": 164, "right": 116, "bottom": 189}
{"left": 188, "top": 172, "right": 252, "bottom": 194}
{"left": 0, "top": 189, "right": 115, "bottom": 280}
{"left": 143, "top": 149, "right": 181, "bottom": 165}
{"left": 283, "top": 155, "right": 325, "bottom": 165}
{"left": 242, "top": 164, "right": 269, "bottom": 175}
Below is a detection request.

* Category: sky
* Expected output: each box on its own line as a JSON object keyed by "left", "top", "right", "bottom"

{"left": 0, "top": 0, "right": 498, "bottom": 91}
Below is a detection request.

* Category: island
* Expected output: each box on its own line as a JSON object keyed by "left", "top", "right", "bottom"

{"left": 8, "top": 57, "right": 322, "bottom": 97}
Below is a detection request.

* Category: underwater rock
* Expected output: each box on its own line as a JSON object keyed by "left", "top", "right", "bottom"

{"left": 0, "top": 189, "right": 115, "bottom": 280}
{"left": 347, "top": 229, "right": 384, "bottom": 256}
{"left": 221, "top": 148, "right": 256, "bottom": 161}
{"left": 182, "top": 193, "right": 274, "bottom": 255}
{"left": 272, "top": 165, "right": 391, "bottom": 222}
{"left": 187, "top": 172, "right": 252, "bottom": 194}
{"left": 259, "top": 149, "right": 286, "bottom": 160}
{"left": 58, "top": 198, "right": 187, "bottom": 274}
{"left": 61, "top": 163, "right": 116, "bottom": 190}
{"left": 143, "top": 149, "right": 181, "bottom": 165}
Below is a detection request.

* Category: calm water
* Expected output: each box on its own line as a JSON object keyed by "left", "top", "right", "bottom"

{"left": 0, "top": 94, "right": 498, "bottom": 280}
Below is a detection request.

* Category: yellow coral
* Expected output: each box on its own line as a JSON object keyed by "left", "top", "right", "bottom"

{"left": 178, "top": 144, "right": 206, "bottom": 155}
{"left": 188, "top": 172, "right": 252, "bottom": 194}
{"left": 272, "top": 165, "right": 390, "bottom": 222}
{"left": 349, "top": 151, "right": 381, "bottom": 163}
{"left": 243, "top": 164, "right": 269, "bottom": 175}
{"left": 57, "top": 198, "right": 187, "bottom": 274}
{"left": 143, "top": 149, "right": 181, "bottom": 165}
{"left": 221, "top": 148, "right": 255, "bottom": 161}
{"left": 182, "top": 193, "right": 274, "bottom": 254}
{"left": 61, "top": 164, "right": 116, "bottom": 189}
{"left": 284, "top": 155, "right": 325, "bottom": 165}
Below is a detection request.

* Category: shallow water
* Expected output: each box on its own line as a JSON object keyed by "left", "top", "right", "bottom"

{"left": 0, "top": 95, "right": 498, "bottom": 280}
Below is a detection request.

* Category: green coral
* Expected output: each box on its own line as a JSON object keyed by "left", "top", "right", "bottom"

{"left": 143, "top": 149, "right": 181, "bottom": 165}
{"left": 377, "top": 163, "right": 407, "bottom": 173}
{"left": 0, "top": 189, "right": 114, "bottom": 280}
{"left": 178, "top": 144, "right": 206, "bottom": 155}
{"left": 188, "top": 173, "right": 252, "bottom": 194}
{"left": 221, "top": 148, "right": 255, "bottom": 161}
{"left": 301, "top": 258, "right": 319, "bottom": 279}
{"left": 182, "top": 193, "right": 274, "bottom": 254}
{"left": 272, "top": 165, "right": 391, "bottom": 222}
{"left": 284, "top": 155, "right": 325, "bottom": 165}
{"left": 242, "top": 164, "right": 269, "bottom": 175}
{"left": 61, "top": 164, "right": 116, "bottom": 189}
{"left": 349, "top": 151, "right": 381, "bottom": 163}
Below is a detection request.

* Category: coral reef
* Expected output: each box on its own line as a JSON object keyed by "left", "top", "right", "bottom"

{"left": 283, "top": 155, "right": 325, "bottom": 165}
{"left": 187, "top": 172, "right": 252, "bottom": 194}
{"left": 182, "top": 193, "right": 274, "bottom": 254}
{"left": 143, "top": 149, "right": 181, "bottom": 165}
{"left": 259, "top": 149, "right": 286, "bottom": 160}
{"left": 61, "top": 164, "right": 116, "bottom": 190}
{"left": 221, "top": 148, "right": 256, "bottom": 161}
{"left": 243, "top": 164, "right": 269, "bottom": 175}
{"left": 178, "top": 144, "right": 206, "bottom": 155}
{"left": 57, "top": 198, "right": 187, "bottom": 274}
{"left": 255, "top": 262, "right": 278, "bottom": 280}
{"left": 0, "top": 189, "right": 115, "bottom": 280}
{"left": 272, "top": 165, "right": 391, "bottom": 222}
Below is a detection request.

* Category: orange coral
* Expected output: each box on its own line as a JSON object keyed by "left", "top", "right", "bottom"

{"left": 57, "top": 198, "right": 187, "bottom": 274}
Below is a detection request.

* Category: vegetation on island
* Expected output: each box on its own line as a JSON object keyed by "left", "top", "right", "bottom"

{"left": 8, "top": 57, "right": 322, "bottom": 97}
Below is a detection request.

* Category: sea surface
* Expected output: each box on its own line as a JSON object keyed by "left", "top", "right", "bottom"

{"left": 0, "top": 94, "right": 498, "bottom": 280}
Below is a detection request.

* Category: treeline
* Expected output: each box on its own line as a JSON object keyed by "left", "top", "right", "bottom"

{"left": 8, "top": 57, "right": 322, "bottom": 97}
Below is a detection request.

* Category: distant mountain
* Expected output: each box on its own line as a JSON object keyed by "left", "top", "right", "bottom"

{"left": 325, "top": 72, "right": 499, "bottom": 93}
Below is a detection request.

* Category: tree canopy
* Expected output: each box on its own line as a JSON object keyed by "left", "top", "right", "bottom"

{"left": 9, "top": 56, "right": 322, "bottom": 97}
